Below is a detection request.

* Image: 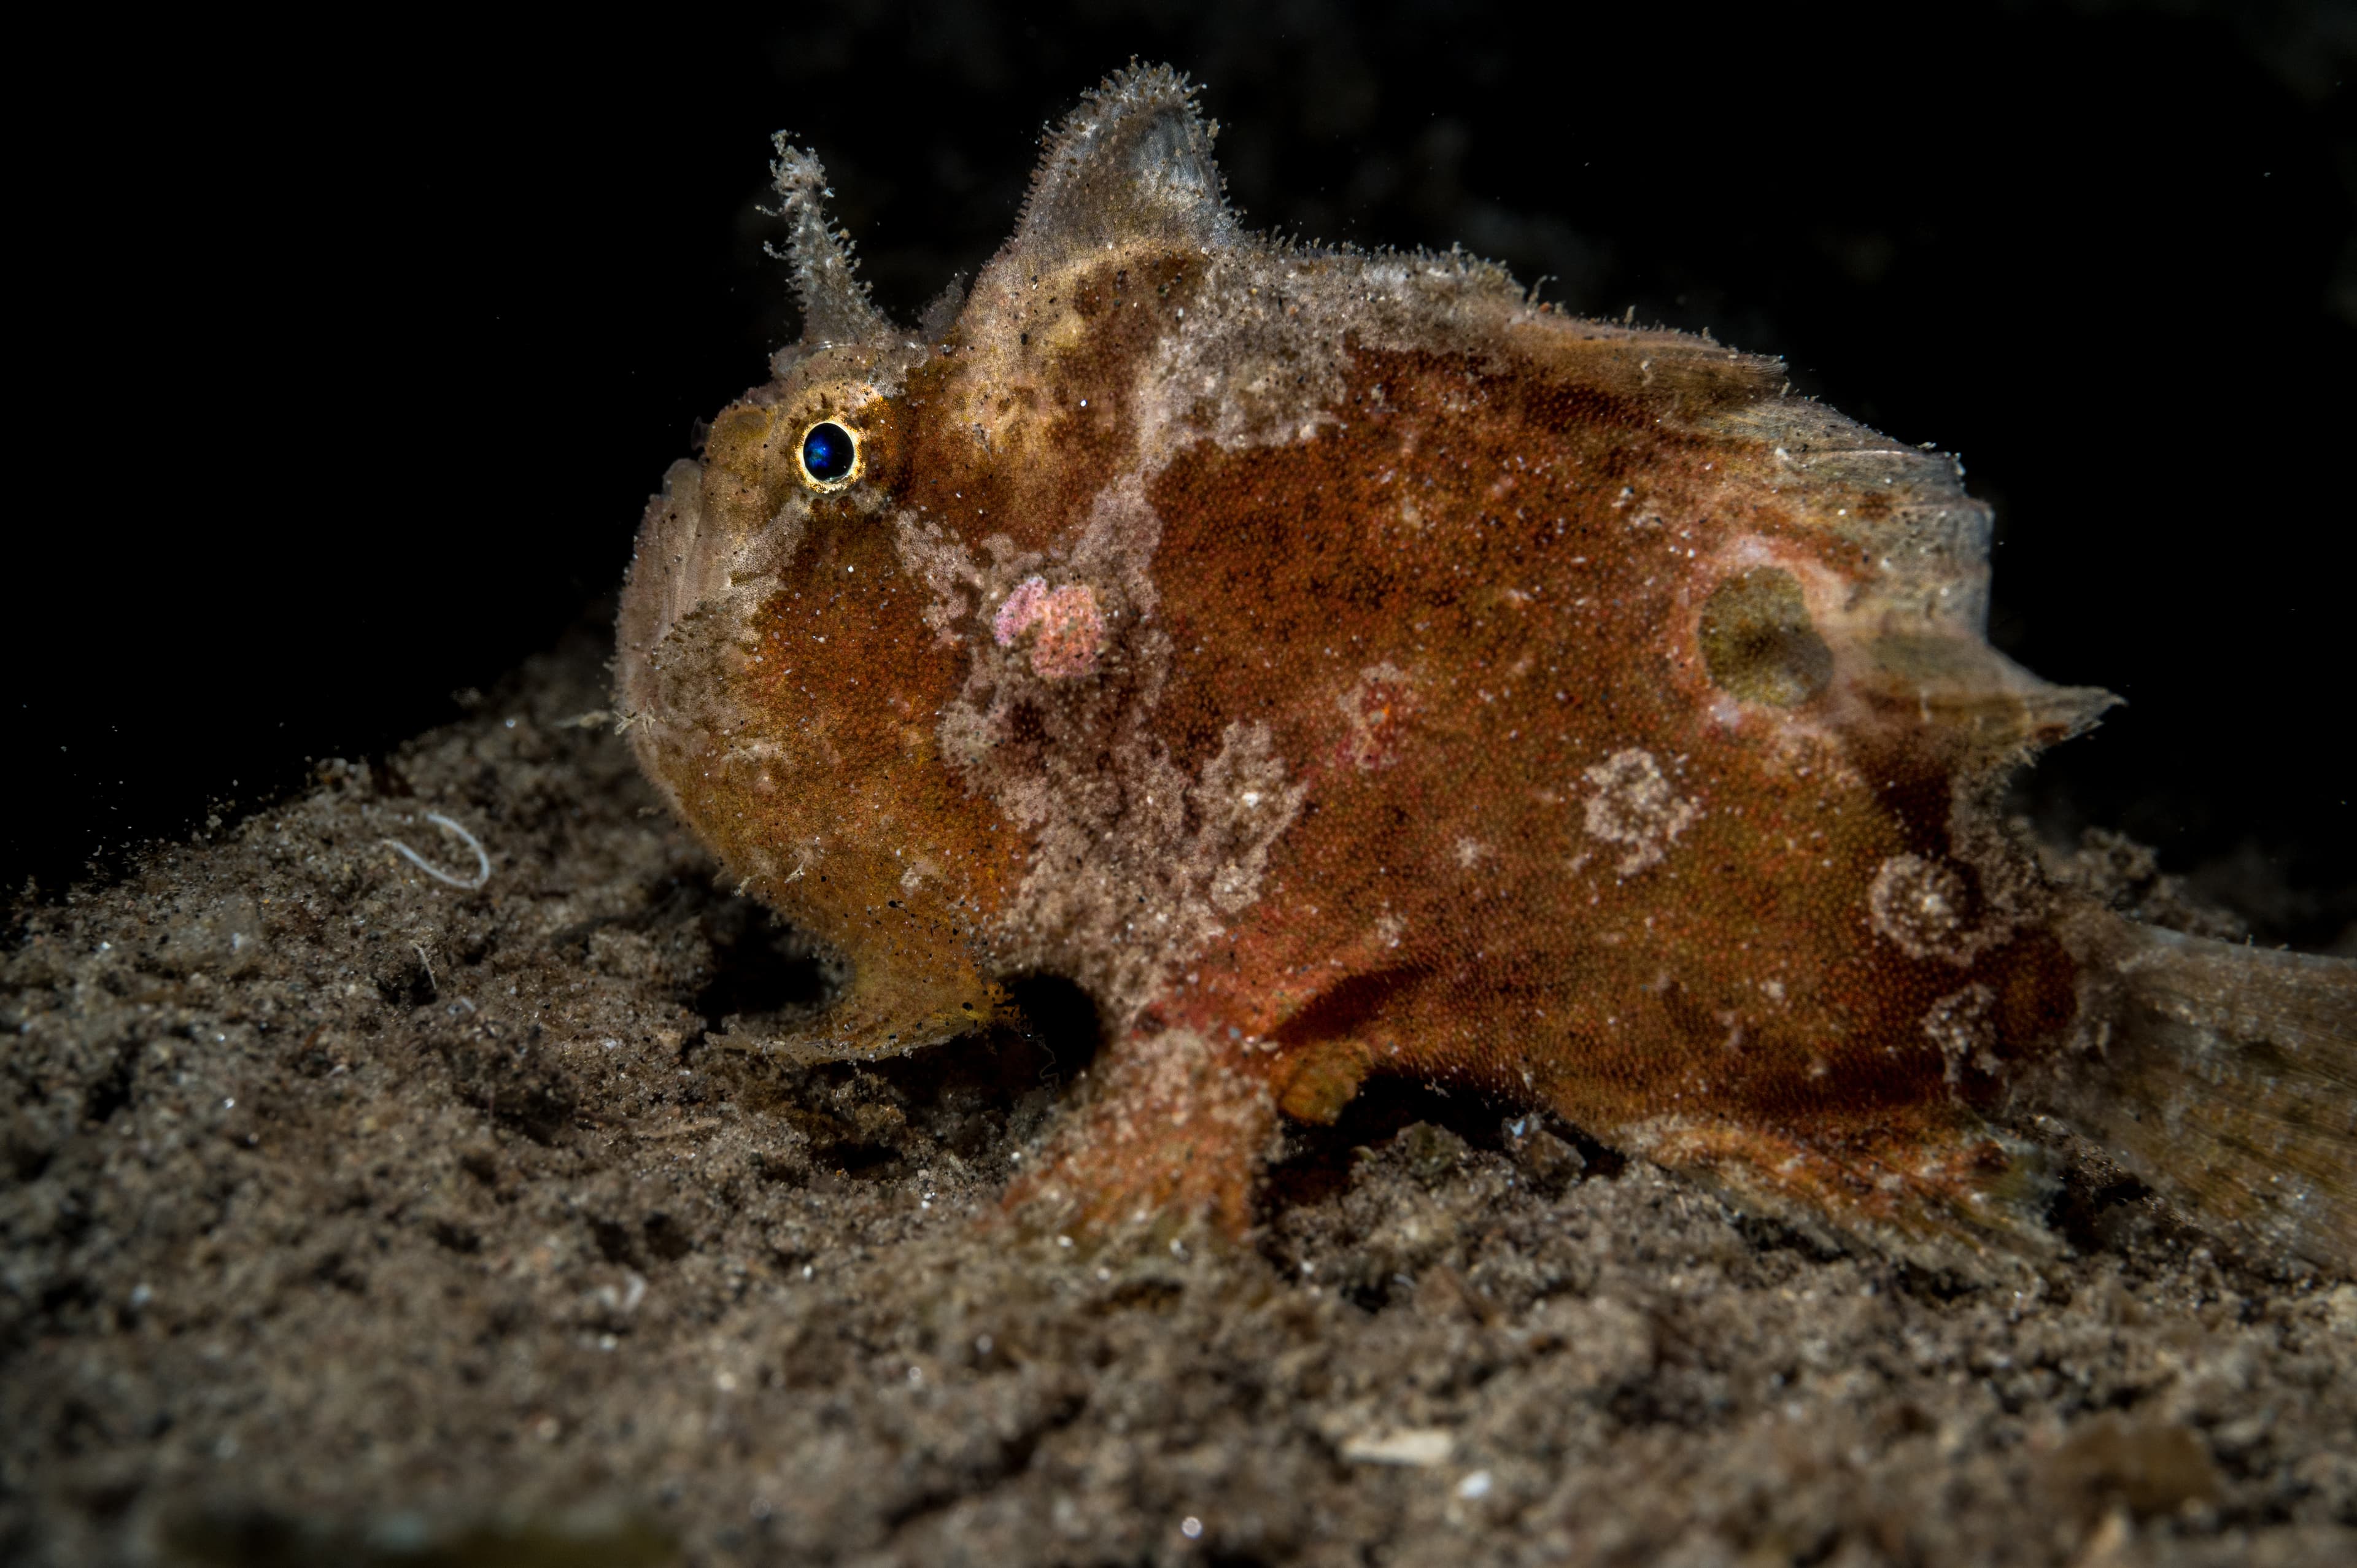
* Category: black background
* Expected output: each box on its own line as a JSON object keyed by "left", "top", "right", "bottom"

{"left": 16, "top": 1, "right": 2354, "bottom": 945}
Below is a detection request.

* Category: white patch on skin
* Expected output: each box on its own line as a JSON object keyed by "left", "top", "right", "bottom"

{"left": 1124, "top": 245, "right": 1531, "bottom": 459}
{"left": 1869, "top": 854, "right": 1964, "bottom": 956}
{"left": 889, "top": 509, "right": 982, "bottom": 646}
{"left": 1579, "top": 748, "right": 1697, "bottom": 876}
{"left": 1455, "top": 838, "right": 1488, "bottom": 868}
{"left": 1194, "top": 723, "right": 1309, "bottom": 917}
{"left": 1921, "top": 983, "right": 1999, "bottom": 1085}
{"left": 1867, "top": 852, "right": 2014, "bottom": 965}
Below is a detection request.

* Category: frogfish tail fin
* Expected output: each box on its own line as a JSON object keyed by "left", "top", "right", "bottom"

{"left": 2032, "top": 910, "right": 2357, "bottom": 1276}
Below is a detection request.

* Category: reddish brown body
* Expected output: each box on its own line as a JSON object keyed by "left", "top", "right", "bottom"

{"left": 619, "top": 68, "right": 2357, "bottom": 1267}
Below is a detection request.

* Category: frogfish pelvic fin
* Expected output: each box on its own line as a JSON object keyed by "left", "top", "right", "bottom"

{"left": 617, "top": 64, "right": 2357, "bottom": 1273}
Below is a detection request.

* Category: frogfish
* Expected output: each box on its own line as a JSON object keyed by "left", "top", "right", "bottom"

{"left": 617, "top": 65, "right": 2356, "bottom": 1272}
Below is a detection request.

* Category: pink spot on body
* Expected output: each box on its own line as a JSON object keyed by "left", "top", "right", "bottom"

{"left": 1336, "top": 662, "right": 1416, "bottom": 770}
{"left": 993, "top": 576, "right": 1106, "bottom": 679}
{"left": 993, "top": 576, "right": 1050, "bottom": 646}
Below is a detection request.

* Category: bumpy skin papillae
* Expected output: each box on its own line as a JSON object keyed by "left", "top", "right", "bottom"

{"left": 619, "top": 66, "right": 2357, "bottom": 1269}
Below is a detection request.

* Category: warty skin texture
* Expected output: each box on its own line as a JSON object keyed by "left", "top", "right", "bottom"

{"left": 619, "top": 66, "right": 2357, "bottom": 1271}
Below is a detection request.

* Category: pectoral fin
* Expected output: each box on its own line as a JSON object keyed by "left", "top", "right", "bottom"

{"left": 714, "top": 959, "right": 1001, "bottom": 1068}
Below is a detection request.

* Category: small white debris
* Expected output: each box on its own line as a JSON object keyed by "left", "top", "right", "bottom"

{"left": 1342, "top": 1427, "right": 1455, "bottom": 1467}
{"left": 1455, "top": 1469, "right": 1493, "bottom": 1499}
{"left": 1181, "top": 1516, "right": 1204, "bottom": 1540}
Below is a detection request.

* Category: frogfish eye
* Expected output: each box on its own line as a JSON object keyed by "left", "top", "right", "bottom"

{"left": 799, "top": 420, "right": 857, "bottom": 487}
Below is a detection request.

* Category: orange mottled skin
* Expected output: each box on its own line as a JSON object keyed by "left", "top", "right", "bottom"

{"left": 616, "top": 67, "right": 2355, "bottom": 1266}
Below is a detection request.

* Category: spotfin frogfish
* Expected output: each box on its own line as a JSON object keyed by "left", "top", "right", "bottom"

{"left": 618, "top": 64, "right": 2357, "bottom": 1272}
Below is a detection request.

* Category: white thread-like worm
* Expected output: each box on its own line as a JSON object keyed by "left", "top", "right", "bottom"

{"left": 381, "top": 813, "right": 492, "bottom": 890}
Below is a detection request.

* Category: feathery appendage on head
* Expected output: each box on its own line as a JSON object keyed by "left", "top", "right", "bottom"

{"left": 768, "top": 136, "right": 891, "bottom": 352}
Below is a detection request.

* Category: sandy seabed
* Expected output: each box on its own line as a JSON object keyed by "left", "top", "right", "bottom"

{"left": 4, "top": 628, "right": 2352, "bottom": 1568}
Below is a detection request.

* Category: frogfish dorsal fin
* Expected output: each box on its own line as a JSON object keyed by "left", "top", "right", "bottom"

{"left": 768, "top": 137, "right": 891, "bottom": 348}
{"left": 1015, "top": 63, "right": 1233, "bottom": 255}
{"left": 1711, "top": 392, "right": 2119, "bottom": 765}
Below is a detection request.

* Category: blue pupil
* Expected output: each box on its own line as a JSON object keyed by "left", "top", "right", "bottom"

{"left": 802, "top": 422, "right": 854, "bottom": 483}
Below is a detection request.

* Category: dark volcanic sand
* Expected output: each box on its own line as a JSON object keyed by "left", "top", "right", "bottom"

{"left": 5, "top": 627, "right": 2352, "bottom": 1568}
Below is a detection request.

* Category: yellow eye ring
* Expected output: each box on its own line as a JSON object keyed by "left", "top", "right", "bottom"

{"left": 797, "top": 419, "right": 861, "bottom": 490}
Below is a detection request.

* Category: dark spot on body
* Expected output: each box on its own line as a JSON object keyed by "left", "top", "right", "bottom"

{"left": 1699, "top": 568, "right": 1833, "bottom": 707}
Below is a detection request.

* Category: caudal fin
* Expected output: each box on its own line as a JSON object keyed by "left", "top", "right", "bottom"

{"left": 2035, "top": 912, "right": 2357, "bottom": 1276}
